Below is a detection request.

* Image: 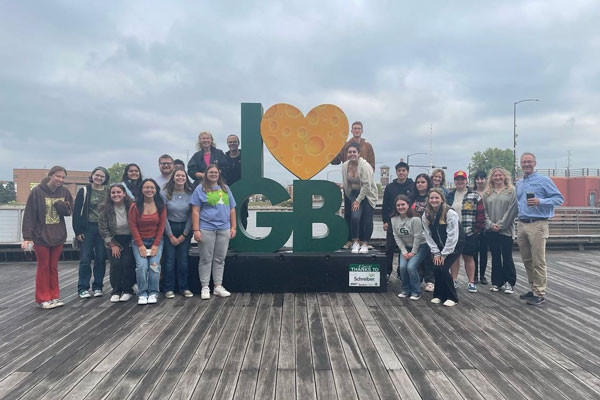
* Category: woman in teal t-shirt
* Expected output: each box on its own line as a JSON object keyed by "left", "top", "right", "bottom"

{"left": 190, "top": 164, "right": 237, "bottom": 300}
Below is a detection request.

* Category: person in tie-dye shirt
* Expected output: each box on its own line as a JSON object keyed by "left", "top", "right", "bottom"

{"left": 190, "top": 164, "right": 237, "bottom": 300}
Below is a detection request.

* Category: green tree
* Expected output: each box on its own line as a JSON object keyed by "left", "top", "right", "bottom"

{"left": 470, "top": 148, "right": 515, "bottom": 179}
{"left": 107, "top": 162, "right": 127, "bottom": 184}
{"left": 0, "top": 182, "right": 16, "bottom": 204}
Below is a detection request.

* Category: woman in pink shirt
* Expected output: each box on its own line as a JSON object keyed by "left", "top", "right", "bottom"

{"left": 128, "top": 178, "right": 167, "bottom": 305}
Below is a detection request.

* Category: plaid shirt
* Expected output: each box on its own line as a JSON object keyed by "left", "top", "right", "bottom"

{"left": 447, "top": 189, "right": 485, "bottom": 236}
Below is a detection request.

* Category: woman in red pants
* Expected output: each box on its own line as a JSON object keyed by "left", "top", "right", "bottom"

{"left": 21, "top": 166, "right": 73, "bottom": 309}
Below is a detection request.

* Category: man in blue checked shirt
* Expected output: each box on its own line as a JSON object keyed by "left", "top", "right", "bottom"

{"left": 516, "top": 152, "right": 564, "bottom": 305}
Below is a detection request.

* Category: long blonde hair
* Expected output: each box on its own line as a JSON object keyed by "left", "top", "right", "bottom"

{"left": 196, "top": 131, "right": 216, "bottom": 151}
{"left": 484, "top": 167, "right": 514, "bottom": 196}
{"left": 424, "top": 187, "right": 451, "bottom": 225}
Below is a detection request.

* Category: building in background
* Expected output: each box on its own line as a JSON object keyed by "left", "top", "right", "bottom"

{"left": 380, "top": 165, "right": 390, "bottom": 186}
{"left": 13, "top": 168, "right": 91, "bottom": 204}
{"left": 520, "top": 169, "right": 600, "bottom": 207}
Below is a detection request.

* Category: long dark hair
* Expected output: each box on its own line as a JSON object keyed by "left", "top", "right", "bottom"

{"left": 391, "top": 195, "right": 414, "bottom": 218}
{"left": 135, "top": 178, "right": 164, "bottom": 214}
{"left": 101, "top": 183, "right": 131, "bottom": 214}
{"left": 414, "top": 173, "right": 432, "bottom": 195}
{"left": 122, "top": 163, "right": 142, "bottom": 197}
{"left": 201, "top": 164, "right": 228, "bottom": 193}
{"left": 164, "top": 169, "right": 194, "bottom": 200}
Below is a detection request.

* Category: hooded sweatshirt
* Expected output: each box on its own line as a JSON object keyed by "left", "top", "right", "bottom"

{"left": 382, "top": 178, "right": 415, "bottom": 224}
{"left": 22, "top": 177, "right": 73, "bottom": 246}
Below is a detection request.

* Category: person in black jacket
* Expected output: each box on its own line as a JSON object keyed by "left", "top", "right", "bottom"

{"left": 73, "top": 167, "right": 110, "bottom": 298}
{"left": 188, "top": 131, "right": 228, "bottom": 187}
{"left": 382, "top": 161, "right": 415, "bottom": 278}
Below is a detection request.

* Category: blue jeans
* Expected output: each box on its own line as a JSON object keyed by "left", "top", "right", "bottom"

{"left": 163, "top": 221, "right": 191, "bottom": 292}
{"left": 77, "top": 222, "right": 107, "bottom": 292}
{"left": 398, "top": 243, "right": 428, "bottom": 296}
{"left": 132, "top": 238, "right": 163, "bottom": 297}
{"left": 346, "top": 191, "right": 374, "bottom": 242}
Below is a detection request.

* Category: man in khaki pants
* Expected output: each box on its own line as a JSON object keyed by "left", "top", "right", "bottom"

{"left": 516, "top": 153, "right": 564, "bottom": 305}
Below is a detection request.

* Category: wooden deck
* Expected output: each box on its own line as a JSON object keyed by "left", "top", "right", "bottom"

{"left": 1, "top": 250, "right": 600, "bottom": 399}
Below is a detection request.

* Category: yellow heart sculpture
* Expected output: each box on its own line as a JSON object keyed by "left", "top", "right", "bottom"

{"left": 261, "top": 103, "right": 349, "bottom": 180}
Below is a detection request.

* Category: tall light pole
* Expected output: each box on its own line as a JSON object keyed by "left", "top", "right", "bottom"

{"left": 407, "top": 152, "right": 428, "bottom": 165}
{"left": 513, "top": 99, "right": 540, "bottom": 179}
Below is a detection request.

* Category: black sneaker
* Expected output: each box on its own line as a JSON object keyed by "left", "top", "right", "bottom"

{"left": 527, "top": 296, "right": 546, "bottom": 306}
{"left": 519, "top": 291, "right": 534, "bottom": 299}
{"left": 480, "top": 277, "right": 488, "bottom": 285}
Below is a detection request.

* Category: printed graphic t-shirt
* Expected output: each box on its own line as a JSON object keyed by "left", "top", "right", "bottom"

{"left": 190, "top": 185, "right": 236, "bottom": 231}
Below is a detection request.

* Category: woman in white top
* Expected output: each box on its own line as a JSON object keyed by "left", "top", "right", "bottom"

{"left": 341, "top": 143, "right": 378, "bottom": 254}
{"left": 391, "top": 195, "right": 427, "bottom": 300}
{"left": 422, "top": 188, "right": 465, "bottom": 306}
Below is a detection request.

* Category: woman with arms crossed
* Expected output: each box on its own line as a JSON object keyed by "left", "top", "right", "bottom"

{"left": 99, "top": 184, "right": 136, "bottom": 302}
{"left": 128, "top": 179, "right": 167, "bottom": 305}
{"left": 188, "top": 131, "right": 228, "bottom": 187}
{"left": 191, "top": 164, "right": 237, "bottom": 299}
{"left": 422, "top": 188, "right": 465, "bottom": 307}
{"left": 21, "top": 166, "right": 73, "bottom": 309}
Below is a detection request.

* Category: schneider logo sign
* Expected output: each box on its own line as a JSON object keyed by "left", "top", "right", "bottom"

{"left": 349, "top": 264, "right": 380, "bottom": 287}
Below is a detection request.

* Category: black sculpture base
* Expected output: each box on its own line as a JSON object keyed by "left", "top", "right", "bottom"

{"left": 188, "top": 247, "right": 387, "bottom": 293}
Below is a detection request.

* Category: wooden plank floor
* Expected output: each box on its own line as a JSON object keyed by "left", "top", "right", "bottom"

{"left": 1, "top": 250, "right": 600, "bottom": 399}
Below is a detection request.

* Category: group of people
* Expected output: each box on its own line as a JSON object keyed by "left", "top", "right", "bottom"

{"left": 336, "top": 121, "right": 564, "bottom": 306}
{"left": 23, "top": 121, "right": 564, "bottom": 310}
{"left": 22, "top": 132, "right": 241, "bottom": 309}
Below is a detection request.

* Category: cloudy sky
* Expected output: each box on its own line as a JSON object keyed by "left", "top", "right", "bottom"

{"left": 2, "top": 0, "right": 599, "bottom": 186}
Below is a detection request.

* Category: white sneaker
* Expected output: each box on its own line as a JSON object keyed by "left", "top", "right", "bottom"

{"left": 165, "top": 291, "right": 175, "bottom": 299}
{"left": 201, "top": 286, "right": 210, "bottom": 300}
{"left": 358, "top": 244, "right": 369, "bottom": 254}
{"left": 398, "top": 293, "right": 409, "bottom": 298}
{"left": 213, "top": 285, "right": 231, "bottom": 298}
{"left": 431, "top": 298, "right": 442, "bottom": 304}
{"left": 138, "top": 296, "right": 148, "bottom": 305}
{"left": 182, "top": 290, "right": 194, "bottom": 298}
{"left": 424, "top": 282, "right": 435, "bottom": 292}
{"left": 490, "top": 285, "right": 499, "bottom": 292}
{"left": 79, "top": 290, "right": 91, "bottom": 299}
{"left": 93, "top": 290, "right": 103, "bottom": 297}
{"left": 51, "top": 299, "right": 64, "bottom": 307}
{"left": 148, "top": 294, "right": 158, "bottom": 304}
{"left": 443, "top": 299, "right": 457, "bottom": 307}
{"left": 40, "top": 301, "right": 56, "bottom": 309}
{"left": 410, "top": 294, "right": 421, "bottom": 301}
{"left": 110, "top": 295, "right": 120, "bottom": 303}
{"left": 504, "top": 283, "right": 514, "bottom": 294}
{"left": 351, "top": 242, "right": 360, "bottom": 254}
{"left": 120, "top": 293, "right": 132, "bottom": 302}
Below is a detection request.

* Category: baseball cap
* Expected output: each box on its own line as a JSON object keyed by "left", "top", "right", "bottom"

{"left": 454, "top": 170, "right": 468, "bottom": 180}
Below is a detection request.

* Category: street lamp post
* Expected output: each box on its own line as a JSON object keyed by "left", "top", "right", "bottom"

{"left": 513, "top": 99, "right": 540, "bottom": 179}
{"left": 406, "top": 152, "right": 428, "bottom": 166}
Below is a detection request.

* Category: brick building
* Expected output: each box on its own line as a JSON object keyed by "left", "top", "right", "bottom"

{"left": 13, "top": 168, "right": 91, "bottom": 204}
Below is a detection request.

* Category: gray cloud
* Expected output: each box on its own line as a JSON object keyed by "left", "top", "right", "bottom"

{"left": 2, "top": 1, "right": 599, "bottom": 186}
